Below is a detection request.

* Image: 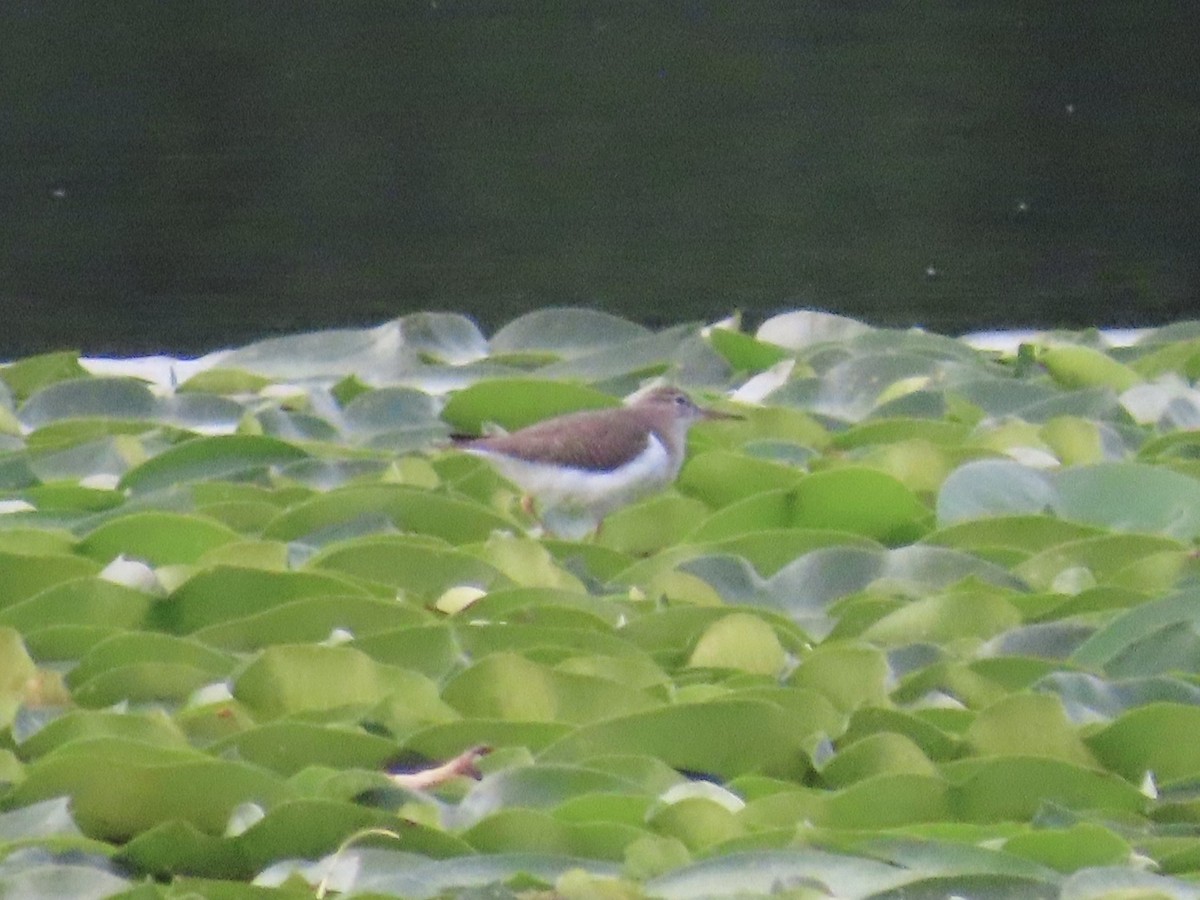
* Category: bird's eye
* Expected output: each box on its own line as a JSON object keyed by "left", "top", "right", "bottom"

{"left": 674, "top": 394, "right": 688, "bottom": 406}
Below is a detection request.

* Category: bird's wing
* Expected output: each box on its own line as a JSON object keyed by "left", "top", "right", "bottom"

{"left": 468, "top": 408, "right": 653, "bottom": 471}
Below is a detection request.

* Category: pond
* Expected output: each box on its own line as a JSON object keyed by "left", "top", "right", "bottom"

{"left": 1, "top": 1, "right": 1195, "bottom": 356}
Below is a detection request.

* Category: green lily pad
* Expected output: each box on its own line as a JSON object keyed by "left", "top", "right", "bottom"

{"left": 9, "top": 743, "right": 292, "bottom": 841}
{"left": 0, "top": 351, "right": 90, "bottom": 401}
{"left": 945, "top": 756, "right": 1146, "bottom": 822}
{"left": 232, "top": 643, "right": 452, "bottom": 724}
{"left": 689, "top": 467, "right": 929, "bottom": 544}
{"left": 441, "top": 379, "right": 618, "bottom": 434}
{"left": 77, "top": 511, "right": 241, "bottom": 566}
{"left": 306, "top": 535, "right": 510, "bottom": 599}
{"left": 540, "top": 699, "right": 823, "bottom": 781}
{"left": 119, "top": 434, "right": 310, "bottom": 494}
{"left": 151, "top": 566, "right": 374, "bottom": 634}
{"left": 442, "top": 653, "right": 657, "bottom": 724}
{"left": 262, "top": 483, "right": 514, "bottom": 545}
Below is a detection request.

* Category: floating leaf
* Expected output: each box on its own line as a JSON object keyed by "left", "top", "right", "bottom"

{"left": 1, "top": 351, "right": 90, "bottom": 401}
{"left": 306, "top": 536, "right": 509, "bottom": 600}
{"left": 9, "top": 743, "right": 293, "bottom": 841}
{"left": 120, "top": 435, "right": 310, "bottom": 494}
{"left": 706, "top": 326, "right": 790, "bottom": 372}
{"left": 442, "top": 653, "right": 656, "bottom": 724}
{"left": 1040, "top": 344, "right": 1141, "bottom": 392}
{"left": 440, "top": 378, "right": 617, "bottom": 433}
{"left": 1053, "top": 462, "right": 1200, "bottom": 540}
{"left": 937, "top": 459, "right": 1057, "bottom": 527}
{"left": 232, "top": 644, "right": 452, "bottom": 724}
{"left": 261, "top": 483, "right": 514, "bottom": 545}
{"left": 19, "top": 376, "right": 159, "bottom": 429}
{"left": 541, "top": 699, "right": 827, "bottom": 781}
{"left": 77, "top": 511, "right": 240, "bottom": 566}
{"left": 151, "top": 566, "right": 373, "bottom": 634}
{"left": 689, "top": 467, "right": 929, "bottom": 544}
{"left": 686, "top": 613, "right": 786, "bottom": 676}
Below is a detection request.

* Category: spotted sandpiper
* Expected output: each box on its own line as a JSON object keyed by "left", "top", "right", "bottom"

{"left": 458, "top": 386, "right": 739, "bottom": 536}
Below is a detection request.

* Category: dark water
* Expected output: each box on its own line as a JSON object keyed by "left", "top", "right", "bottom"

{"left": 2, "top": 1, "right": 1197, "bottom": 357}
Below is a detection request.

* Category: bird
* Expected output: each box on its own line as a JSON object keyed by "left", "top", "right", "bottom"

{"left": 457, "top": 385, "right": 739, "bottom": 537}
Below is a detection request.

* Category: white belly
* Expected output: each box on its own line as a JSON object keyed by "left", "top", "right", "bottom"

{"left": 470, "top": 434, "right": 673, "bottom": 518}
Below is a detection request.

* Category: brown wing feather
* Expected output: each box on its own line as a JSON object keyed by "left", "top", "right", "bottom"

{"left": 469, "top": 407, "right": 654, "bottom": 472}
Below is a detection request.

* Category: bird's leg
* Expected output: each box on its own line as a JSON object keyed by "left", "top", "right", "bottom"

{"left": 520, "top": 494, "right": 537, "bottom": 518}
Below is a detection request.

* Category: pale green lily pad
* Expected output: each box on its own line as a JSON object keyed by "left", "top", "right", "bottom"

{"left": 232, "top": 643, "right": 452, "bottom": 724}
{"left": 648, "top": 795, "right": 744, "bottom": 851}
{"left": 815, "top": 773, "right": 954, "bottom": 829}
{"left": 945, "top": 756, "right": 1147, "bottom": 822}
{"left": 217, "top": 321, "right": 416, "bottom": 380}
{"left": 261, "top": 483, "right": 514, "bottom": 545}
{"left": 453, "top": 763, "right": 640, "bottom": 823}
{"left": 194, "top": 595, "right": 427, "bottom": 653}
{"left": 706, "top": 326, "right": 791, "bottom": 372}
{"left": 647, "top": 848, "right": 911, "bottom": 900}
{"left": 462, "top": 807, "right": 646, "bottom": 859}
{"left": 925, "top": 515, "right": 1105, "bottom": 556}
{"left": 688, "top": 466, "right": 930, "bottom": 544}
{"left": 596, "top": 493, "right": 712, "bottom": 556}
{"left": 1, "top": 351, "right": 91, "bottom": 401}
{"left": 490, "top": 307, "right": 651, "bottom": 357}
{"left": 70, "top": 661, "right": 222, "bottom": 708}
{"left": 532, "top": 323, "right": 710, "bottom": 382}
{"left": 461, "top": 586, "right": 631, "bottom": 630}
{"left": 680, "top": 544, "right": 1016, "bottom": 640}
{"left": 77, "top": 511, "right": 241, "bottom": 566}
{"left": 67, "top": 631, "right": 235, "bottom": 691}
{"left": 821, "top": 732, "right": 938, "bottom": 788}
{"left": 1086, "top": 703, "right": 1200, "bottom": 784}
{"left": 339, "top": 386, "right": 441, "bottom": 435}
{"left": 1070, "top": 588, "right": 1200, "bottom": 673}
{"left": 305, "top": 535, "right": 510, "bottom": 599}
{"left": 177, "top": 367, "right": 273, "bottom": 395}
{"left": 1040, "top": 344, "right": 1141, "bottom": 392}
{"left": 442, "top": 653, "right": 657, "bottom": 724}
{"left": 0, "top": 578, "right": 152, "bottom": 636}
{"left": 17, "top": 709, "right": 187, "bottom": 761}
{"left": 0, "top": 854, "right": 130, "bottom": 899}
{"left": 677, "top": 451, "right": 803, "bottom": 509}
{"left": 937, "top": 459, "right": 1057, "bottom": 527}
{"left": 1053, "top": 462, "right": 1200, "bottom": 540}
{"left": 150, "top": 566, "right": 374, "bottom": 634}
{"left": 0, "top": 628, "right": 37, "bottom": 730}
{"left": 757, "top": 310, "right": 874, "bottom": 351}
{"left": 0, "top": 550, "right": 101, "bottom": 611}
{"left": 1015, "top": 533, "right": 1187, "bottom": 594}
{"left": 21, "top": 481, "right": 125, "bottom": 513}
{"left": 350, "top": 623, "right": 463, "bottom": 680}
{"left": 862, "top": 586, "right": 1022, "bottom": 646}
{"left": 401, "top": 719, "right": 572, "bottom": 759}
{"left": 0, "top": 526, "right": 76, "bottom": 556}
{"left": 19, "top": 376, "right": 159, "bottom": 429}
{"left": 9, "top": 742, "right": 292, "bottom": 841}
{"left": 686, "top": 612, "right": 787, "bottom": 676}
{"left": 788, "top": 642, "right": 889, "bottom": 713}
{"left": 540, "top": 699, "right": 821, "bottom": 780}
{"left": 209, "top": 722, "right": 398, "bottom": 776}
{"left": 120, "top": 435, "right": 310, "bottom": 494}
{"left": 440, "top": 378, "right": 617, "bottom": 433}
{"left": 841, "top": 707, "right": 961, "bottom": 762}
{"left": 965, "top": 694, "right": 1097, "bottom": 767}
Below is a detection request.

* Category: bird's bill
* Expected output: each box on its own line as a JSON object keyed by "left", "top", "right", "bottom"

{"left": 700, "top": 406, "right": 744, "bottom": 421}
